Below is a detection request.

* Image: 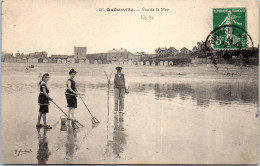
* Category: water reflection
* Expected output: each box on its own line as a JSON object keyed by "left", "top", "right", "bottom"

{"left": 85, "top": 82, "right": 258, "bottom": 105}
{"left": 65, "top": 123, "right": 78, "bottom": 164}
{"left": 2, "top": 82, "right": 38, "bottom": 94}
{"left": 130, "top": 83, "right": 258, "bottom": 106}
{"left": 111, "top": 113, "right": 127, "bottom": 158}
{"left": 37, "top": 128, "right": 51, "bottom": 164}
{"left": 86, "top": 83, "right": 107, "bottom": 91}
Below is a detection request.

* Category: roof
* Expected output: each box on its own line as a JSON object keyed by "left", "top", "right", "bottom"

{"left": 160, "top": 47, "right": 167, "bottom": 50}
{"left": 51, "top": 55, "right": 68, "bottom": 59}
{"left": 168, "top": 47, "right": 178, "bottom": 52}
{"left": 87, "top": 53, "right": 107, "bottom": 55}
{"left": 156, "top": 47, "right": 167, "bottom": 50}
{"left": 192, "top": 46, "right": 198, "bottom": 52}
{"left": 28, "top": 52, "right": 47, "bottom": 58}
{"left": 2, "top": 54, "right": 13, "bottom": 58}
{"left": 15, "top": 54, "right": 28, "bottom": 58}
{"left": 147, "top": 54, "right": 157, "bottom": 58}
{"left": 107, "top": 48, "right": 127, "bottom": 53}
{"left": 180, "top": 47, "right": 191, "bottom": 52}
{"left": 130, "top": 52, "right": 142, "bottom": 56}
{"left": 74, "top": 46, "right": 87, "bottom": 50}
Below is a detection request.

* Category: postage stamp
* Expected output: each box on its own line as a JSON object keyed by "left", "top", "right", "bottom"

{"left": 212, "top": 8, "right": 247, "bottom": 50}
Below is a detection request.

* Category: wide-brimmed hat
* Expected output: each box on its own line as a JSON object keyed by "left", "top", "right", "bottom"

{"left": 69, "top": 68, "right": 77, "bottom": 75}
{"left": 116, "top": 66, "right": 122, "bottom": 71}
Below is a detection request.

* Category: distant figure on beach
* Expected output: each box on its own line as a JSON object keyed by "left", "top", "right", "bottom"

{"left": 36, "top": 73, "right": 53, "bottom": 129}
{"left": 65, "top": 69, "right": 80, "bottom": 122}
{"left": 224, "top": 66, "right": 230, "bottom": 76}
{"left": 212, "top": 58, "right": 219, "bottom": 72}
{"left": 108, "top": 67, "right": 129, "bottom": 113}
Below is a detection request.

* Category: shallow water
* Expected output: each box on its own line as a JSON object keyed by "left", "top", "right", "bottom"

{"left": 1, "top": 63, "right": 259, "bottom": 164}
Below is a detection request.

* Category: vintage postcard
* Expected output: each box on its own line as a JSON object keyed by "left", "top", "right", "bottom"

{"left": 1, "top": 0, "right": 259, "bottom": 164}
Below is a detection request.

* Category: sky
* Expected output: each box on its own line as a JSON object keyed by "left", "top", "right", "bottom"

{"left": 2, "top": 0, "right": 259, "bottom": 56}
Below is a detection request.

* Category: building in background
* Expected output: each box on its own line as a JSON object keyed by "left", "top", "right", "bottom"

{"left": 180, "top": 47, "right": 192, "bottom": 55}
{"left": 87, "top": 53, "right": 108, "bottom": 64}
{"left": 155, "top": 47, "right": 167, "bottom": 57}
{"left": 28, "top": 51, "right": 48, "bottom": 63}
{"left": 2, "top": 52, "right": 16, "bottom": 63}
{"left": 192, "top": 46, "right": 198, "bottom": 52}
{"left": 51, "top": 55, "right": 68, "bottom": 63}
{"left": 155, "top": 47, "right": 179, "bottom": 57}
{"left": 167, "top": 47, "right": 179, "bottom": 56}
{"left": 15, "top": 53, "right": 28, "bottom": 63}
{"left": 129, "top": 52, "right": 142, "bottom": 65}
{"left": 107, "top": 48, "right": 130, "bottom": 63}
{"left": 67, "top": 55, "right": 75, "bottom": 63}
{"left": 74, "top": 46, "right": 87, "bottom": 63}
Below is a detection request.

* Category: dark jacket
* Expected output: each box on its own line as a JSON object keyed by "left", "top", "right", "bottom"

{"left": 114, "top": 74, "right": 125, "bottom": 89}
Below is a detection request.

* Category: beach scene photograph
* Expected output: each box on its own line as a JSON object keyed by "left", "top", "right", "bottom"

{"left": 1, "top": 0, "right": 259, "bottom": 164}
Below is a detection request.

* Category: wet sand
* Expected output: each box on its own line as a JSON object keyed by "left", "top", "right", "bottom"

{"left": 1, "top": 63, "right": 258, "bottom": 164}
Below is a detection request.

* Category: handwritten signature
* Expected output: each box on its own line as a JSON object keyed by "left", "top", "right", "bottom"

{"left": 14, "top": 149, "right": 32, "bottom": 157}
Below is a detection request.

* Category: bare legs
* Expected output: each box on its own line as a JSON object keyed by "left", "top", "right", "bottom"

{"left": 37, "top": 112, "right": 42, "bottom": 125}
{"left": 36, "top": 113, "right": 47, "bottom": 126}
{"left": 71, "top": 108, "right": 75, "bottom": 120}
{"left": 42, "top": 114, "right": 47, "bottom": 126}
{"left": 67, "top": 108, "right": 75, "bottom": 120}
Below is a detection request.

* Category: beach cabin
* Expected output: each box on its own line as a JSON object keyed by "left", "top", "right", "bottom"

{"left": 61, "top": 59, "right": 67, "bottom": 63}
{"left": 51, "top": 59, "right": 57, "bottom": 63}
{"left": 67, "top": 56, "right": 75, "bottom": 63}
{"left": 85, "top": 59, "right": 90, "bottom": 64}
{"left": 79, "top": 59, "right": 85, "bottom": 63}
{"left": 32, "top": 58, "right": 38, "bottom": 63}
{"left": 6, "top": 57, "right": 17, "bottom": 63}
{"left": 164, "top": 61, "right": 169, "bottom": 66}
{"left": 159, "top": 61, "right": 164, "bottom": 66}
{"left": 17, "top": 58, "right": 27, "bottom": 63}
{"left": 27, "top": 58, "right": 33, "bottom": 63}
{"left": 38, "top": 58, "right": 44, "bottom": 63}
{"left": 28, "top": 57, "right": 37, "bottom": 63}
{"left": 145, "top": 61, "right": 150, "bottom": 66}
{"left": 43, "top": 58, "right": 49, "bottom": 63}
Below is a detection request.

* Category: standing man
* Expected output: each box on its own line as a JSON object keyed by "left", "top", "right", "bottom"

{"left": 108, "top": 67, "right": 129, "bottom": 113}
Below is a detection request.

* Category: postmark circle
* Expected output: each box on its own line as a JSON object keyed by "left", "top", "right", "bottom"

{"left": 205, "top": 25, "right": 254, "bottom": 51}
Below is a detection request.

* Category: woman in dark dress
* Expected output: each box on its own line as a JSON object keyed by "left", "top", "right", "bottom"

{"left": 65, "top": 69, "right": 80, "bottom": 121}
{"left": 37, "top": 73, "right": 53, "bottom": 129}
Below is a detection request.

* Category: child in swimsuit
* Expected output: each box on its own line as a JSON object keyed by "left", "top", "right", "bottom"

{"left": 36, "top": 73, "right": 53, "bottom": 129}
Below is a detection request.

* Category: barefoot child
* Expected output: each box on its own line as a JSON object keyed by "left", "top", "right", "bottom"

{"left": 65, "top": 69, "right": 80, "bottom": 122}
{"left": 36, "top": 73, "right": 53, "bottom": 129}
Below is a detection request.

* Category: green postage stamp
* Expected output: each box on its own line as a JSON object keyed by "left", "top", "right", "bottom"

{"left": 212, "top": 8, "right": 247, "bottom": 50}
